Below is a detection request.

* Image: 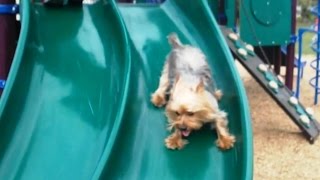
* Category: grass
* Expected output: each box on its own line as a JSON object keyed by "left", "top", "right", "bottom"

{"left": 296, "top": 21, "right": 317, "bottom": 55}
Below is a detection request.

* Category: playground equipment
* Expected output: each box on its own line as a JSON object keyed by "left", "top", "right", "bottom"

{"left": 214, "top": 0, "right": 320, "bottom": 142}
{"left": 104, "top": 2, "right": 253, "bottom": 178}
{"left": 223, "top": 27, "right": 320, "bottom": 143}
{"left": 296, "top": 0, "right": 320, "bottom": 105}
{"left": 0, "top": 0, "right": 319, "bottom": 179}
{"left": 215, "top": 0, "right": 296, "bottom": 89}
{"left": 0, "top": 0, "right": 252, "bottom": 179}
{"left": 0, "top": 0, "right": 131, "bottom": 179}
{"left": 0, "top": 0, "right": 19, "bottom": 94}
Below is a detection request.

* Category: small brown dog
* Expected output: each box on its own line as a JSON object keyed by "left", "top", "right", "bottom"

{"left": 151, "top": 33, "right": 235, "bottom": 150}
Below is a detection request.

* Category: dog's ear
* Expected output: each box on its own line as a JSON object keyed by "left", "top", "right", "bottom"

{"left": 196, "top": 80, "right": 205, "bottom": 93}
{"left": 168, "top": 33, "right": 183, "bottom": 49}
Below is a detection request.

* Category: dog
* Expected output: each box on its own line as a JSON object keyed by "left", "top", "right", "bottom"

{"left": 151, "top": 33, "right": 235, "bottom": 150}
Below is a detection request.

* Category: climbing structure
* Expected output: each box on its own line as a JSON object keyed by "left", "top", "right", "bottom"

{"left": 295, "top": 1, "right": 320, "bottom": 105}
{"left": 222, "top": 26, "right": 320, "bottom": 143}
{"left": 309, "top": 2, "right": 320, "bottom": 104}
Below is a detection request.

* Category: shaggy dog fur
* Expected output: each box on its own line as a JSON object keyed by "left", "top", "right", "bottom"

{"left": 151, "top": 33, "right": 235, "bottom": 150}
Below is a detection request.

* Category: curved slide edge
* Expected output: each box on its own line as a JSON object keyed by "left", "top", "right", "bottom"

{"left": 101, "top": 0, "right": 253, "bottom": 179}
{"left": 90, "top": 0, "right": 132, "bottom": 179}
{"left": 0, "top": 0, "right": 30, "bottom": 115}
{"left": 200, "top": 0, "right": 253, "bottom": 178}
{"left": 0, "top": 0, "right": 131, "bottom": 179}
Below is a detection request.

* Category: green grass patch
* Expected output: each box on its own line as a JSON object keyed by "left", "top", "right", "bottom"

{"left": 296, "top": 21, "right": 317, "bottom": 55}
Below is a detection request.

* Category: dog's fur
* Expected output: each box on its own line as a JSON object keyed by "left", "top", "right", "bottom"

{"left": 151, "top": 33, "right": 235, "bottom": 150}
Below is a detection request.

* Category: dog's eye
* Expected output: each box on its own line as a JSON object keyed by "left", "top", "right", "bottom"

{"left": 175, "top": 111, "right": 180, "bottom": 116}
{"left": 186, "top": 112, "right": 194, "bottom": 116}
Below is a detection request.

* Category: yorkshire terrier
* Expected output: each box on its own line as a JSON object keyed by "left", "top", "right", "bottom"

{"left": 151, "top": 33, "right": 235, "bottom": 150}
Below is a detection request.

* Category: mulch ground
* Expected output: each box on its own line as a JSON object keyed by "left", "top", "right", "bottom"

{"left": 236, "top": 55, "right": 320, "bottom": 180}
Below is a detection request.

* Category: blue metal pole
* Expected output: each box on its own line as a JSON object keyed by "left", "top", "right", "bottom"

{"left": 314, "top": 0, "right": 320, "bottom": 104}
{"left": 0, "top": 4, "right": 18, "bottom": 14}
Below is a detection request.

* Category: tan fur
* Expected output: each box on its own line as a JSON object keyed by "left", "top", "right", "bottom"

{"left": 165, "top": 130, "right": 188, "bottom": 150}
{"left": 151, "top": 94, "right": 166, "bottom": 107}
{"left": 214, "top": 117, "right": 236, "bottom": 149}
{"left": 151, "top": 33, "right": 235, "bottom": 150}
{"left": 167, "top": 33, "right": 183, "bottom": 49}
{"left": 214, "top": 90, "right": 223, "bottom": 100}
{"left": 151, "top": 63, "right": 169, "bottom": 107}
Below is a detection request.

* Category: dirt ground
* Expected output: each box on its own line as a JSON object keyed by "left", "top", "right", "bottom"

{"left": 236, "top": 55, "right": 320, "bottom": 180}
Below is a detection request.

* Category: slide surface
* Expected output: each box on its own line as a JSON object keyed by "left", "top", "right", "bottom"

{"left": 101, "top": 0, "right": 253, "bottom": 180}
{"left": 0, "top": 0, "right": 252, "bottom": 179}
{"left": 0, "top": 0, "right": 130, "bottom": 179}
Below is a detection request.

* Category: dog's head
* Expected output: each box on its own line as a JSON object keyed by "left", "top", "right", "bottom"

{"left": 165, "top": 75, "right": 216, "bottom": 137}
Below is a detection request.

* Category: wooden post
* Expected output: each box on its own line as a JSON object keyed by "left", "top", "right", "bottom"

{"left": 285, "top": 0, "right": 297, "bottom": 90}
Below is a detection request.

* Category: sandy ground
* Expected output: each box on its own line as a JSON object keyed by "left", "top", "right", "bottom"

{"left": 236, "top": 55, "right": 320, "bottom": 180}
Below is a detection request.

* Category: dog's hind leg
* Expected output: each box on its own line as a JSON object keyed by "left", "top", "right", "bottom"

{"left": 151, "top": 63, "right": 169, "bottom": 107}
{"left": 213, "top": 116, "right": 235, "bottom": 150}
{"left": 213, "top": 90, "right": 223, "bottom": 100}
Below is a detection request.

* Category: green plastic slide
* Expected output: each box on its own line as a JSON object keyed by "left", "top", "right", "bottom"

{"left": 0, "top": 0, "right": 130, "bottom": 179}
{"left": 0, "top": 0, "right": 252, "bottom": 179}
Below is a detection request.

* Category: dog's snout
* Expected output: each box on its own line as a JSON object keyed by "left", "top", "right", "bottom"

{"left": 177, "top": 124, "right": 187, "bottom": 130}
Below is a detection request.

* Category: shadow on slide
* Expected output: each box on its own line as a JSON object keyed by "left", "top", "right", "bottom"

{"left": 0, "top": 0, "right": 130, "bottom": 179}
{"left": 100, "top": 0, "right": 253, "bottom": 180}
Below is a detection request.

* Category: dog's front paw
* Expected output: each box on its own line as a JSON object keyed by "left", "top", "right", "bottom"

{"left": 165, "top": 136, "right": 188, "bottom": 150}
{"left": 151, "top": 93, "right": 166, "bottom": 107}
{"left": 216, "top": 135, "right": 235, "bottom": 150}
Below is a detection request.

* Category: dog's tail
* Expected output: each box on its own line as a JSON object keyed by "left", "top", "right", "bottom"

{"left": 167, "top": 33, "right": 183, "bottom": 49}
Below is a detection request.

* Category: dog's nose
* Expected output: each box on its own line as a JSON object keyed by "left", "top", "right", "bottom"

{"left": 178, "top": 125, "right": 187, "bottom": 131}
